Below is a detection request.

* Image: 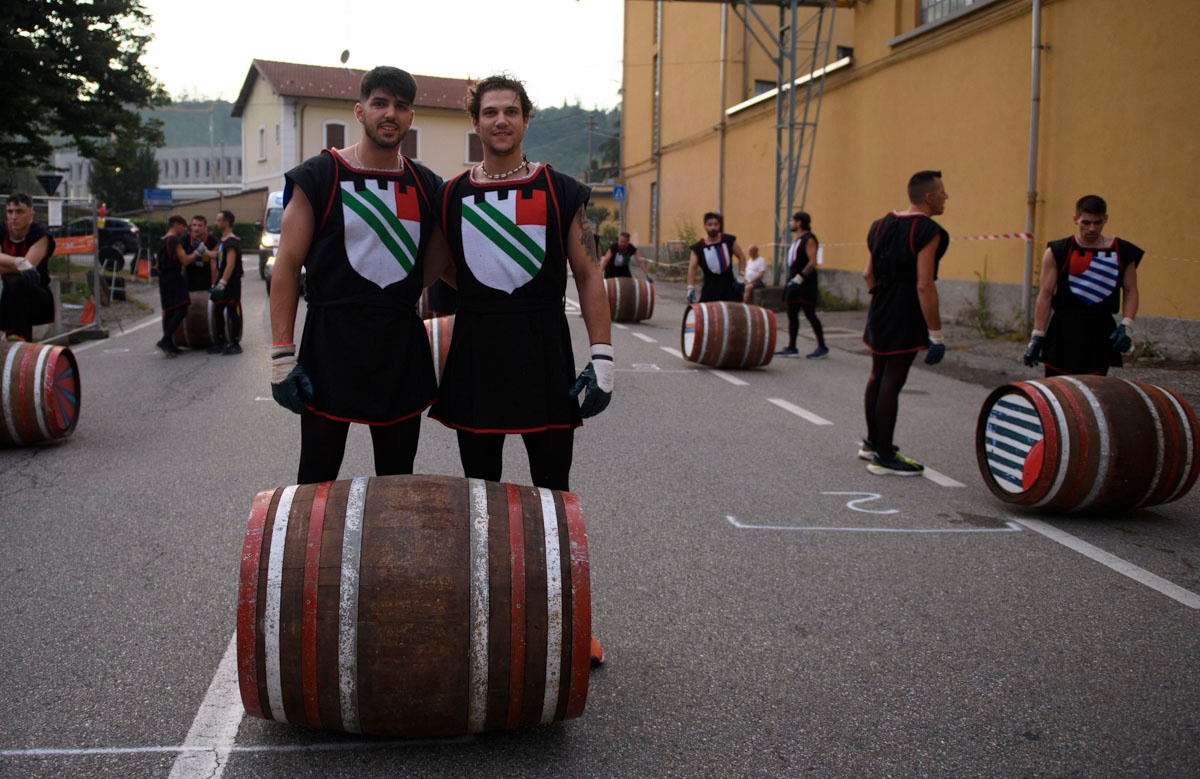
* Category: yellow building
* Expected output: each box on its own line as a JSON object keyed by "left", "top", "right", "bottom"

{"left": 232, "top": 60, "right": 478, "bottom": 191}
{"left": 622, "top": 0, "right": 1200, "bottom": 346}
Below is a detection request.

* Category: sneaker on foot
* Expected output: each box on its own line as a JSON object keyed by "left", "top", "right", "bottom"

{"left": 857, "top": 439, "right": 877, "bottom": 461}
{"left": 806, "top": 346, "right": 829, "bottom": 359}
{"left": 590, "top": 636, "right": 604, "bottom": 668}
{"left": 206, "top": 343, "right": 228, "bottom": 354}
{"left": 156, "top": 339, "right": 178, "bottom": 358}
{"left": 223, "top": 343, "right": 243, "bottom": 355}
{"left": 867, "top": 452, "right": 925, "bottom": 476}
{"left": 775, "top": 347, "right": 799, "bottom": 357}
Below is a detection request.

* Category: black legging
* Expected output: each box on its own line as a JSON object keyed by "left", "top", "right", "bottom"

{"left": 161, "top": 305, "right": 188, "bottom": 342}
{"left": 456, "top": 428, "right": 575, "bottom": 491}
{"left": 297, "top": 414, "right": 421, "bottom": 484}
{"left": 212, "top": 301, "right": 242, "bottom": 345}
{"left": 863, "top": 351, "right": 917, "bottom": 457}
{"left": 786, "top": 302, "right": 826, "bottom": 350}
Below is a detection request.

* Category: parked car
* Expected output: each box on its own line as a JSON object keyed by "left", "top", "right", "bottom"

{"left": 52, "top": 216, "right": 141, "bottom": 254}
{"left": 258, "top": 191, "right": 283, "bottom": 279}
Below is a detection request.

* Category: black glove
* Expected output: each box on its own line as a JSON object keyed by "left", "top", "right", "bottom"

{"left": 209, "top": 283, "right": 225, "bottom": 300}
{"left": 925, "top": 342, "right": 946, "bottom": 365}
{"left": 270, "top": 346, "right": 314, "bottom": 414}
{"left": 1110, "top": 324, "right": 1132, "bottom": 354}
{"left": 1024, "top": 334, "right": 1044, "bottom": 367}
{"left": 568, "top": 344, "right": 614, "bottom": 418}
{"left": 20, "top": 268, "right": 41, "bottom": 286}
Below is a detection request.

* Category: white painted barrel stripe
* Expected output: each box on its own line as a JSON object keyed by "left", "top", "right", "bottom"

{"left": 264, "top": 484, "right": 297, "bottom": 724}
{"left": 717, "top": 303, "right": 731, "bottom": 365}
{"left": 1124, "top": 380, "right": 1166, "bottom": 508}
{"left": 1029, "top": 381, "right": 1071, "bottom": 508}
{"left": 338, "top": 476, "right": 368, "bottom": 734}
{"left": 756, "top": 308, "right": 771, "bottom": 365}
{"left": 737, "top": 305, "right": 751, "bottom": 367}
{"left": 538, "top": 488, "right": 564, "bottom": 724}
{"left": 31, "top": 346, "right": 52, "bottom": 441}
{"left": 1064, "top": 377, "right": 1109, "bottom": 512}
{"left": 681, "top": 309, "right": 696, "bottom": 357}
{"left": 1158, "top": 389, "right": 1196, "bottom": 503}
{"left": 467, "top": 478, "right": 491, "bottom": 734}
{"left": 2, "top": 346, "right": 22, "bottom": 443}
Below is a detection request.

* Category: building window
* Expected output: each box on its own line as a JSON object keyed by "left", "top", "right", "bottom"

{"left": 466, "top": 132, "right": 483, "bottom": 163}
{"left": 184, "top": 158, "right": 190, "bottom": 178}
{"left": 921, "top": 0, "right": 980, "bottom": 24}
{"left": 401, "top": 128, "right": 418, "bottom": 159}
{"left": 324, "top": 122, "right": 346, "bottom": 149}
{"left": 753, "top": 80, "right": 775, "bottom": 97}
{"left": 257, "top": 126, "right": 266, "bottom": 161}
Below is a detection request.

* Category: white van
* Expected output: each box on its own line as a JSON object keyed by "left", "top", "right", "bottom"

{"left": 258, "top": 190, "right": 284, "bottom": 281}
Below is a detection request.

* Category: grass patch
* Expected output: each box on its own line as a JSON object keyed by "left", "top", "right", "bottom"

{"left": 819, "top": 288, "right": 866, "bottom": 311}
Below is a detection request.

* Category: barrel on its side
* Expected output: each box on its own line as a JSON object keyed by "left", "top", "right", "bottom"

{"left": 681, "top": 302, "right": 776, "bottom": 368}
{"left": 172, "top": 291, "right": 215, "bottom": 350}
{"left": 0, "top": 341, "right": 81, "bottom": 446}
{"left": 604, "top": 277, "right": 654, "bottom": 322}
{"left": 237, "top": 473, "right": 591, "bottom": 738}
{"left": 424, "top": 314, "right": 454, "bottom": 382}
{"left": 976, "top": 375, "right": 1200, "bottom": 512}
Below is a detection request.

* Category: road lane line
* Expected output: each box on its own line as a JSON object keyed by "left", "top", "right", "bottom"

{"left": 68, "top": 315, "right": 160, "bottom": 353}
{"left": 767, "top": 398, "right": 833, "bottom": 426}
{"left": 921, "top": 467, "right": 966, "bottom": 488}
{"left": 1015, "top": 518, "right": 1200, "bottom": 609}
{"left": 727, "top": 515, "right": 1022, "bottom": 534}
{"left": 632, "top": 333, "right": 657, "bottom": 343}
{"left": 659, "top": 346, "right": 749, "bottom": 385}
{"left": 167, "top": 634, "right": 242, "bottom": 779}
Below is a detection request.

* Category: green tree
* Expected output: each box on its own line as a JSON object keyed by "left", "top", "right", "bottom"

{"left": 90, "top": 137, "right": 159, "bottom": 213}
{"left": 1, "top": 1, "right": 168, "bottom": 169}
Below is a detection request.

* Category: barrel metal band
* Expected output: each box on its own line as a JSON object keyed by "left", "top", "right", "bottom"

{"left": 338, "top": 476, "right": 368, "bottom": 733}
{"left": 539, "top": 488, "right": 564, "bottom": 724}
{"left": 32, "top": 346, "right": 52, "bottom": 441}
{"left": 265, "top": 484, "right": 297, "bottom": 724}
{"left": 467, "top": 478, "right": 491, "bottom": 733}
{"left": 1124, "top": 380, "right": 1166, "bottom": 507}
{"left": 1064, "top": 377, "right": 1109, "bottom": 511}
{"left": 1029, "top": 381, "right": 1072, "bottom": 508}
{"left": 1158, "top": 389, "right": 1196, "bottom": 503}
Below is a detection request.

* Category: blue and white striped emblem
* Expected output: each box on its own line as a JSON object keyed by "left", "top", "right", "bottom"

{"left": 1068, "top": 249, "right": 1119, "bottom": 306}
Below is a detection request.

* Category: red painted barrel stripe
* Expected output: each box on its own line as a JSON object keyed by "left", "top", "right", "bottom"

{"left": 301, "top": 481, "right": 331, "bottom": 728}
{"left": 237, "top": 489, "right": 275, "bottom": 719}
{"left": 1163, "top": 387, "right": 1200, "bottom": 502}
{"left": 562, "top": 491, "right": 591, "bottom": 720}
{"left": 505, "top": 482, "right": 527, "bottom": 729}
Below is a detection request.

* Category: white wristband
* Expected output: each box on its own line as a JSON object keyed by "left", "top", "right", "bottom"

{"left": 1121, "top": 317, "right": 1134, "bottom": 331}
{"left": 590, "top": 343, "right": 614, "bottom": 393}
{"left": 1031, "top": 329, "right": 1045, "bottom": 338}
{"left": 928, "top": 329, "right": 944, "bottom": 345}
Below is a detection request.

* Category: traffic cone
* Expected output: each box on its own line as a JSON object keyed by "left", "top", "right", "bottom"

{"left": 80, "top": 299, "right": 95, "bottom": 325}
{"left": 135, "top": 256, "right": 150, "bottom": 280}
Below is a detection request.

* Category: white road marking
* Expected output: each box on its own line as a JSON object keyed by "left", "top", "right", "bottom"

{"left": 726, "top": 515, "right": 1023, "bottom": 534}
{"left": 768, "top": 398, "right": 833, "bottom": 426}
{"left": 68, "top": 315, "right": 159, "bottom": 353}
{"left": 921, "top": 467, "right": 966, "bottom": 488}
{"left": 632, "top": 332, "right": 657, "bottom": 343}
{"left": 1016, "top": 518, "right": 1200, "bottom": 609}
{"left": 709, "top": 369, "right": 749, "bottom": 386}
{"left": 661, "top": 346, "right": 684, "bottom": 359}
{"left": 5, "top": 738, "right": 470, "bottom": 758}
{"left": 820, "top": 491, "right": 899, "bottom": 514}
{"left": 166, "top": 634, "right": 242, "bottom": 779}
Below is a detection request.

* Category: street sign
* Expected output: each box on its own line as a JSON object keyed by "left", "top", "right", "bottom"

{"left": 613, "top": 185, "right": 626, "bottom": 202}
{"left": 143, "top": 188, "right": 173, "bottom": 207}
{"left": 36, "top": 174, "right": 63, "bottom": 196}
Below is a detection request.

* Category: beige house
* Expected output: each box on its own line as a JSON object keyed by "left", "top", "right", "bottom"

{"left": 622, "top": 0, "right": 1200, "bottom": 343}
{"left": 231, "top": 59, "right": 478, "bottom": 193}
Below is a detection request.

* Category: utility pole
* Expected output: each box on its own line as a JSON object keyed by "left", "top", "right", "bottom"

{"left": 586, "top": 115, "right": 596, "bottom": 183}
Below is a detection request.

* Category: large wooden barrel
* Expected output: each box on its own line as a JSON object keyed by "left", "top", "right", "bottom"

{"left": 237, "top": 474, "right": 591, "bottom": 738}
{"left": 0, "top": 341, "right": 81, "bottom": 446}
{"left": 680, "top": 302, "right": 776, "bottom": 368}
{"left": 425, "top": 314, "right": 454, "bottom": 382}
{"left": 172, "top": 291, "right": 215, "bottom": 350}
{"left": 976, "top": 376, "right": 1200, "bottom": 513}
{"left": 604, "top": 277, "right": 654, "bottom": 322}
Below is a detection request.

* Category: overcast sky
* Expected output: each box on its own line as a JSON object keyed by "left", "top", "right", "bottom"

{"left": 137, "top": 0, "right": 625, "bottom": 108}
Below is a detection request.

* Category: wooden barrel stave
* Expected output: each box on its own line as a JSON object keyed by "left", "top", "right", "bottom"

{"left": 172, "top": 291, "right": 215, "bottom": 350}
{"left": 681, "top": 302, "right": 775, "bottom": 369}
{"left": 976, "top": 376, "right": 1199, "bottom": 513}
{"left": 237, "top": 474, "right": 590, "bottom": 738}
{"left": 604, "top": 277, "right": 654, "bottom": 322}
{"left": 0, "top": 341, "right": 81, "bottom": 446}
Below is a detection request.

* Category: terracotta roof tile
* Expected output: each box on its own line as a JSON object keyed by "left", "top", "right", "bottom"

{"left": 232, "top": 59, "right": 472, "bottom": 116}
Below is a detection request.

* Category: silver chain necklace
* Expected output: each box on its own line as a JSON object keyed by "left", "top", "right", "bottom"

{"left": 478, "top": 154, "right": 529, "bottom": 180}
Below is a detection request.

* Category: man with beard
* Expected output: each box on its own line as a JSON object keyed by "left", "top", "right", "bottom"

{"left": 185, "top": 214, "right": 218, "bottom": 292}
{"left": 600, "top": 231, "right": 652, "bottom": 281}
{"left": 269, "top": 66, "right": 447, "bottom": 484}
{"left": 686, "top": 211, "right": 744, "bottom": 303}
{"left": 430, "top": 73, "right": 610, "bottom": 666}
{"left": 777, "top": 211, "right": 828, "bottom": 358}
{"left": 1023, "top": 195, "right": 1143, "bottom": 376}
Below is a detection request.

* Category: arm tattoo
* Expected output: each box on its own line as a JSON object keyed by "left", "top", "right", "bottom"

{"left": 577, "top": 209, "right": 600, "bottom": 268}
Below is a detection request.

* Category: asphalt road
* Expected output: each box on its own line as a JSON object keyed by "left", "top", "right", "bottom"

{"left": 1, "top": 278, "right": 1197, "bottom": 778}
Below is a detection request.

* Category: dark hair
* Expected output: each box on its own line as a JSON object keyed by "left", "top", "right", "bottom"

{"left": 619, "top": 231, "right": 631, "bottom": 239}
{"left": 360, "top": 66, "right": 417, "bottom": 103}
{"left": 218, "top": 210, "right": 235, "bottom": 225}
{"left": 703, "top": 212, "right": 723, "bottom": 230}
{"left": 191, "top": 214, "right": 207, "bottom": 224}
{"left": 6, "top": 192, "right": 33, "bottom": 208}
{"left": 907, "top": 170, "right": 943, "bottom": 203}
{"left": 1074, "top": 195, "right": 1107, "bottom": 217}
{"left": 465, "top": 74, "right": 534, "bottom": 121}
{"left": 167, "top": 215, "right": 187, "bottom": 228}
{"left": 793, "top": 211, "right": 811, "bottom": 230}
